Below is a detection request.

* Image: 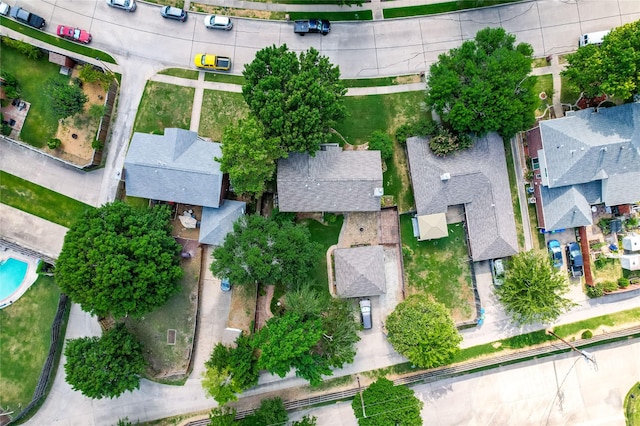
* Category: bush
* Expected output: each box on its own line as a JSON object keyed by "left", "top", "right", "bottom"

{"left": 429, "top": 127, "right": 473, "bottom": 157}
{"left": 594, "top": 256, "right": 613, "bottom": 270}
{"left": 581, "top": 330, "right": 593, "bottom": 339}
{"left": 598, "top": 218, "right": 611, "bottom": 234}
{"left": 626, "top": 216, "right": 639, "bottom": 229}
{"left": 586, "top": 284, "right": 603, "bottom": 298}
{"left": 368, "top": 130, "right": 394, "bottom": 161}
{"left": 47, "top": 138, "right": 62, "bottom": 149}
{"left": 618, "top": 277, "right": 630, "bottom": 288}
{"left": 394, "top": 118, "right": 438, "bottom": 144}
{"left": 1, "top": 36, "right": 42, "bottom": 59}
{"left": 0, "top": 70, "right": 21, "bottom": 99}
{"left": 602, "top": 281, "right": 618, "bottom": 293}
{"left": 323, "top": 212, "right": 338, "bottom": 224}
{"left": 1, "top": 123, "right": 11, "bottom": 136}
{"left": 92, "top": 139, "right": 104, "bottom": 151}
{"left": 45, "top": 77, "right": 88, "bottom": 119}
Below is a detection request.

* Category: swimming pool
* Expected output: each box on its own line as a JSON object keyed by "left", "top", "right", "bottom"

{"left": 0, "top": 257, "right": 29, "bottom": 301}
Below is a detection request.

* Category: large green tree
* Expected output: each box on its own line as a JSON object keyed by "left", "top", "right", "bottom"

{"left": 385, "top": 295, "right": 461, "bottom": 368}
{"left": 241, "top": 397, "right": 288, "bottom": 426}
{"left": 210, "top": 215, "right": 321, "bottom": 289}
{"left": 218, "top": 116, "right": 282, "bottom": 199}
{"left": 352, "top": 378, "right": 423, "bottom": 426}
{"left": 56, "top": 202, "right": 183, "bottom": 318}
{"left": 242, "top": 45, "right": 347, "bottom": 155}
{"left": 45, "top": 77, "right": 88, "bottom": 119}
{"left": 496, "top": 250, "right": 575, "bottom": 325}
{"left": 64, "top": 324, "right": 146, "bottom": 399}
{"left": 426, "top": 27, "right": 536, "bottom": 139}
{"left": 562, "top": 20, "right": 640, "bottom": 99}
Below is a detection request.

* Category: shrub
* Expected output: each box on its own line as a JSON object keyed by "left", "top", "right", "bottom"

{"left": 626, "top": 216, "right": 639, "bottom": 229}
{"left": 602, "top": 281, "right": 618, "bottom": 293}
{"left": 368, "top": 130, "right": 394, "bottom": 161}
{"left": 598, "top": 218, "right": 611, "bottom": 234}
{"left": 45, "top": 77, "right": 88, "bottom": 119}
{"left": 618, "top": 277, "right": 630, "bottom": 288}
{"left": 1, "top": 36, "right": 42, "bottom": 59}
{"left": 92, "top": 139, "right": 104, "bottom": 151}
{"left": 323, "top": 212, "right": 338, "bottom": 224}
{"left": 88, "top": 104, "right": 105, "bottom": 121}
{"left": 1, "top": 123, "right": 11, "bottom": 136}
{"left": 581, "top": 330, "right": 593, "bottom": 339}
{"left": 0, "top": 70, "right": 21, "bottom": 99}
{"left": 394, "top": 118, "right": 438, "bottom": 144}
{"left": 429, "top": 127, "right": 473, "bottom": 157}
{"left": 586, "top": 284, "right": 603, "bottom": 298}
{"left": 47, "top": 138, "right": 62, "bottom": 149}
{"left": 394, "top": 123, "right": 413, "bottom": 144}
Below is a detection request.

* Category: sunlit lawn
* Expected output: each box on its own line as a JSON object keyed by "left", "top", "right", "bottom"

{"left": 133, "top": 81, "right": 194, "bottom": 134}
{"left": 300, "top": 216, "right": 344, "bottom": 293}
{"left": 198, "top": 90, "right": 249, "bottom": 142}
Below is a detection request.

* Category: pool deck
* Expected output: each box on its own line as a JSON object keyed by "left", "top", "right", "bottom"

{"left": 0, "top": 248, "right": 41, "bottom": 309}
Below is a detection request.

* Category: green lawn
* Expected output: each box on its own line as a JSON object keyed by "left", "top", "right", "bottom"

{"left": 203, "top": 73, "right": 245, "bottom": 85}
{"left": 0, "top": 171, "right": 94, "bottom": 228}
{"left": 533, "top": 74, "right": 553, "bottom": 117}
{"left": 198, "top": 90, "right": 250, "bottom": 141}
{"left": 341, "top": 75, "right": 420, "bottom": 88}
{"left": 400, "top": 216, "right": 474, "bottom": 322}
{"left": 592, "top": 256, "right": 624, "bottom": 285}
{"left": 158, "top": 68, "right": 199, "bottom": 80}
{"left": 300, "top": 216, "right": 344, "bottom": 291}
{"left": 124, "top": 196, "right": 150, "bottom": 210}
{"left": 384, "top": 142, "right": 415, "bottom": 213}
{"left": 288, "top": 10, "right": 373, "bottom": 21}
{"left": 502, "top": 140, "right": 525, "bottom": 250}
{"left": 383, "top": 0, "right": 521, "bottom": 19}
{"left": 133, "top": 81, "right": 194, "bottom": 134}
{"left": 625, "top": 382, "right": 640, "bottom": 426}
{"left": 532, "top": 58, "right": 550, "bottom": 68}
{"left": 0, "top": 276, "right": 61, "bottom": 414}
{"left": 0, "top": 43, "right": 68, "bottom": 147}
{"left": 560, "top": 75, "right": 582, "bottom": 105}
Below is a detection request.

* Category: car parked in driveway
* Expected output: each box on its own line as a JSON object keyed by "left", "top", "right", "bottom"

{"left": 547, "top": 239, "right": 563, "bottom": 269}
{"left": 490, "top": 258, "right": 506, "bottom": 286}
{"left": 57, "top": 25, "right": 92, "bottom": 44}
{"left": 566, "top": 242, "right": 584, "bottom": 278}
{"left": 0, "top": 2, "right": 10, "bottom": 17}
{"left": 106, "top": 0, "right": 136, "bottom": 12}
{"left": 161, "top": 6, "right": 187, "bottom": 21}
{"left": 203, "top": 15, "right": 232, "bottom": 30}
{"left": 359, "top": 299, "right": 372, "bottom": 330}
{"left": 10, "top": 7, "right": 45, "bottom": 29}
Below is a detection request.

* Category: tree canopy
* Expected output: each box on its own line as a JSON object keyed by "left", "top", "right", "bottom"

{"left": 242, "top": 44, "right": 347, "bottom": 155}
{"left": 56, "top": 202, "right": 183, "bottom": 318}
{"left": 351, "top": 378, "right": 423, "bottom": 426}
{"left": 45, "top": 77, "right": 88, "bottom": 119}
{"left": 210, "top": 215, "right": 321, "bottom": 289}
{"left": 496, "top": 250, "right": 575, "bottom": 325}
{"left": 562, "top": 20, "right": 640, "bottom": 99}
{"left": 385, "top": 294, "right": 461, "bottom": 368}
{"left": 64, "top": 324, "right": 146, "bottom": 399}
{"left": 426, "top": 27, "right": 536, "bottom": 139}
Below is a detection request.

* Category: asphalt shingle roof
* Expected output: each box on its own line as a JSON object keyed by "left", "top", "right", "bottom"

{"left": 199, "top": 200, "right": 246, "bottom": 246}
{"left": 124, "top": 128, "right": 223, "bottom": 208}
{"left": 277, "top": 146, "right": 383, "bottom": 212}
{"left": 334, "top": 245, "right": 386, "bottom": 297}
{"left": 406, "top": 133, "right": 518, "bottom": 261}
{"left": 539, "top": 182, "right": 601, "bottom": 230}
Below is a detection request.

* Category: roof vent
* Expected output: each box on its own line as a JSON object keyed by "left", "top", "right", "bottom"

{"left": 440, "top": 173, "right": 451, "bottom": 181}
{"left": 374, "top": 187, "right": 383, "bottom": 197}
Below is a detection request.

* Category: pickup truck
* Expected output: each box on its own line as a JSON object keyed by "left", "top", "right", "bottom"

{"left": 294, "top": 19, "right": 330, "bottom": 36}
{"left": 566, "top": 242, "right": 584, "bottom": 278}
{"left": 194, "top": 54, "right": 231, "bottom": 71}
{"left": 10, "top": 7, "right": 46, "bottom": 29}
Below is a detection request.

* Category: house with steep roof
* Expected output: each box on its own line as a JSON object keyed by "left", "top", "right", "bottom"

{"left": 277, "top": 145, "right": 383, "bottom": 213}
{"left": 536, "top": 103, "right": 640, "bottom": 231}
{"left": 406, "top": 133, "right": 518, "bottom": 262}
{"left": 334, "top": 245, "right": 386, "bottom": 297}
{"left": 124, "top": 128, "right": 245, "bottom": 245}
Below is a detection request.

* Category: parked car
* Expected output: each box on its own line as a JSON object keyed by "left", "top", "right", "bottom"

{"left": 490, "top": 258, "right": 505, "bottom": 286}
{"left": 57, "top": 25, "right": 92, "bottom": 44}
{"left": 106, "top": 0, "right": 136, "bottom": 12}
{"left": 220, "top": 277, "right": 231, "bottom": 292}
{"left": 0, "top": 2, "right": 10, "bottom": 17}
{"left": 203, "top": 15, "right": 233, "bottom": 30}
{"left": 547, "top": 239, "right": 563, "bottom": 269}
{"left": 10, "top": 7, "right": 45, "bottom": 29}
{"left": 566, "top": 242, "right": 584, "bottom": 278}
{"left": 194, "top": 54, "right": 231, "bottom": 71}
{"left": 161, "top": 6, "right": 187, "bottom": 22}
{"left": 359, "top": 299, "right": 372, "bottom": 330}
{"left": 294, "top": 19, "right": 330, "bottom": 36}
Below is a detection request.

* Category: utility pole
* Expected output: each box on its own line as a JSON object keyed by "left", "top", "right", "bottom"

{"left": 356, "top": 376, "right": 367, "bottom": 418}
{"left": 545, "top": 328, "right": 598, "bottom": 371}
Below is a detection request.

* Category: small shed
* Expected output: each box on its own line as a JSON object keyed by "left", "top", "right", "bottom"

{"left": 48, "top": 52, "right": 75, "bottom": 69}
{"left": 621, "top": 254, "right": 640, "bottom": 271}
{"left": 622, "top": 234, "right": 640, "bottom": 252}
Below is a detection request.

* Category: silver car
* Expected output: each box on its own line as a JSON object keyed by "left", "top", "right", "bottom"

{"left": 106, "top": 0, "right": 136, "bottom": 12}
{"left": 359, "top": 299, "right": 372, "bottom": 330}
{"left": 204, "top": 15, "right": 233, "bottom": 30}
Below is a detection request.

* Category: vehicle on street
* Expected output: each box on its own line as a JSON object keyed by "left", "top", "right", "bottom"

{"left": 0, "top": 2, "right": 10, "bottom": 17}
{"left": 294, "top": 19, "right": 330, "bottom": 36}
{"left": 194, "top": 54, "right": 231, "bottom": 71}
{"left": 547, "top": 239, "right": 563, "bottom": 269}
{"left": 203, "top": 15, "right": 232, "bottom": 30}
{"left": 359, "top": 299, "right": 372, "bottom": 330}
{"left": 220, "top": 277, "right": 231, "bottom": 292}
{"left": 106, "top": 0, "right": 136, "bottom": 12}
{"left": 566, "top": 242, "right": 584, "bottom": 278}
{"left": 161, "top": 6, "right": 187, "bottom": 22}
{"left": 57, "top": 25, "right": 92, "bottom": 44}
{"left": 490, "top": 258, "right": 506, "bottom": 286}
{"left": 579, "top": 30, "right": 610, "bottom": 47}
{"left": 10, "top": 7, "right": 45, "bottom": 29}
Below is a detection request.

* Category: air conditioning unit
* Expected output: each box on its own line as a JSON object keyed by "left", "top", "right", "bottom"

{"left": 528, "top": 197, "right": 536, "bottom": 204}
{"left": 440, "top": 173, "right": 450, "bottom": 181}
{"left": 374, "top": 187, "right": 383, "bottom": 197}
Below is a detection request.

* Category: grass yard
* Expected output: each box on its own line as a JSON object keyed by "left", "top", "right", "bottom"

{"left": 400, "top": 215, "right": 474, "bottom": 322}
{"left": 560, "top": 75, "right": 582, "bottom": 105}
{"left": 124, "top": 196, "right": 150, "bottom": 210}
{"left": 300, "top": 215, "right": 344, "bottom": 292}
{"left": 592, "top": 256, "right": 624, "bottom": 285}
{"left": 625, "top": 382, "right": 640, "bottom": 426}
{"left": 133, "top": 81, "right": 194, "bottom": 134}
{"left": 158, "top": 68, "right": 199, "bottom": 80}
{"left": 203, "top": 73, "right": 245, "bottom": 85}
{"left": 342, "top": 74, "right": 421, "bottom": 88}
{"left": 0, "top": 171, "right": 94, "bottom": 228}
{"left": 198, "top": 90, "right": 250, "bottom": 141}
{"left": 532, "top": 58, "right": 550, "bottom": 68}
{"left": 384, "top": 143, "right": 415, "bottom": 213}
{"left": 383, "top": 0, "right": 520, "bottom": 19}
{"left": 527, "top": 202, "right": 546, "bottom": 251}
{"left": 533, "top": 74, "right": 553, "bottom": 117}
{"left": 0, "top": 276, "right": 61, "bottom": 414}
{"left": 503, "top": 140, "right": 525, "bottom": 250}
{"left": 0, "top": 43, "right": 68, "bottom": 147}
{"left": 288, "top": 10, "right": 373, "bottom": 21}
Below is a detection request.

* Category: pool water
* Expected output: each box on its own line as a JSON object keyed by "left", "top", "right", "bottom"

{"left": 0, "top": 258, "right": 28, "bottom": 300}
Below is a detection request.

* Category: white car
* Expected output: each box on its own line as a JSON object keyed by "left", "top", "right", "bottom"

{"left": 106, "top": 0, "right": 136, "bottom": 12}
{"left": 0, "top": 2, "right": 10, "bottom": 17}
{"left": 203, "top": 15, "right": 233, "bottom": 31}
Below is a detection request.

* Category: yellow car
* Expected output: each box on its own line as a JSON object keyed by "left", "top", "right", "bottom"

{"left": 194, "top": 54, "right": 231, "bottom": 71}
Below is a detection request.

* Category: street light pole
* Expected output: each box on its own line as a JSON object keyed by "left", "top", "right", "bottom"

{"left": 545, "top": 328, "right": 598, "bottom": 370}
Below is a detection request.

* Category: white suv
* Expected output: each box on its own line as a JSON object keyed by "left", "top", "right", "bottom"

{"left": 204, "top": 15, "right": 233, "bottom": 30}
{"left": 106, "top": 0, "right": 136, "bottom": 12}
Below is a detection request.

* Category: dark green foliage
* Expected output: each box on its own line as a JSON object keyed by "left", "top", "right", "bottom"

{"left": 210, "top": 215, "right": 321, "bottom": 290}
{"left": 45, "top": 77, "right": 88, "bottom": 119}
{"left": 64, "top": 324, "right": 146, "bottom": 399}
{"left": 208, "top": 406, "right": 237, "bottom": 426}
{"left": 562, "top": 20, "right": 640, "bottom": 99}
{"left": 618, "top": 277, "right": 630, "bottom": 288}
{"left": 496, "top": 250, "right": 575, "bottom": 324}
{"left": 581, "top": 330, "right": 593, "bottom": 339}
{"left": 368, "top": 130, "right": 394, "bottom": 161}
{"left": 1, "top": 122, "right": 12, "bottom": 136}
{"left": 1, "top": 36, "right": 42, "bottom": 59}
{"left": 587, "top": 283, "right": 604, "bottom": 298}
{"left": 92, "top": 138, "right": 104, "bottom": 150}
{"left": 0, "top": 70, "right": 21, "bottom": 98}
{"left": 241, "top": 397, "right": 288, "bottom": 426}
{"left": 598, "top": 218, "right": 612, "bottom": 234}
{"left": 351, "top": 378, "right": 423, "bottom": 426}
{"left": 385, "top": 295, "right": 461, "bottom": 368}
{"left": 318, "top": 298, "right": 360, "bottom": 368}
{"left": 292, "top": 416, "right": 318, "bottom": 426}
{"left": 323, "top": 212, "right": 338, "bottom": 224}
{"left": 78, "top": 64, "right": 112, "bottom": 90}
{"left": 602, "top": 281, "right": 618, "bottom": 293}
{"left": 428, "top": 127, "right": 472, "bottom": 156}
{"left": 426, "top": 27, "right": 536, "bottom": 138}
{"left": 242, "top": 45, "right": 347, "bottom": 155}
{"left": 394, "top": 118, "right": 438, "bottom": 144}
{"left": 229, "top": 333, "right": 260, "bottom": 389}
{"left": 47, "top": 138, "right": 62, "bottom": 149}
{"left": 271, "top": 207, "right": 296, "bottom": 224}
{"left": 55, "top": 201, "right": 183, "bottom": 318}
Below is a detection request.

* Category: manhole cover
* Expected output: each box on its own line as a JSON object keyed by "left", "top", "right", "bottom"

{"left": 167, "top": 329, "right": 176, "bottom": 345}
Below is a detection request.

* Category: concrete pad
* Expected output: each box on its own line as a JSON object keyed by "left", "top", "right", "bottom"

{"left": 231, "top": 20, "right": 284, "bottom": 50}
{"left": 458, "top": 9, "right": 502, "bottom": 40}
{"left": 375, "top": 45, "right": 425, "bottom": 76}
{"left": 50, "top": 2, "right": 98, "bottom": 30}
{"left": 419, "top": 15, "right": 463, "bottom": 44}
{"left": 579, "top": 15, "right": 625, "bottom": 35}
{"left": 540, "top": 22, "right": 583, "bottom": 55}
{"left": 577, "top": 0, "right": 623, "bottom": 22}
{"left": 372, "top": 20, "right": 424, "bottom": 49}
{"left": 511, "top": 28, "right": 545, "bottom": 56}
{"left": 322, "top": 48, "right": 380, "bottom": 78}
{"left": 537, "top": 1, "right": 580, "bottom": 27}
{"left": 320, "top": 23, "right": 376, "bottom": 51}
{"left": 499, "top": 1, "right": 542, "bottom": 33}
{"left": 289, "top": 401, "right": 358, "bottom": 426}
{"left": 619, "top": 0, "right": 640, "bottom": 15}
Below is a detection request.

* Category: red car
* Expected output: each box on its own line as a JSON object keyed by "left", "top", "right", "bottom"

{"left": 57, "top": 25, "right": 92, "bottom": 44}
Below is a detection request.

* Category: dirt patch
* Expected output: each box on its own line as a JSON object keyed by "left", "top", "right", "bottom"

{"left": 227, "top": 285, "right": 257, "bottom": 333}
{"left": 339, "top": 212, "right": 379, "bottom": 248}
{"left": 394, "top": 75, "right": 422, "bottom": 85}
{"left": 190, "top": 3, "right": 277, "bottom": 19}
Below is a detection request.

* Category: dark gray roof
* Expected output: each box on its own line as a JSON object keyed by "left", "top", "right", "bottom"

{"left": 277, "top": 146, "right": 383, "bottom": 212}
{"left": 124, "top": 128, "right": 223, "bottom": 208}
{"left": 199, "top": 200, "right": 246, "bottom": 246}
{"left": 539, "top": 182, "right": 601, "bottom": 231}
{"left": 406, "top": 133, "right": 518, "bottom": 261}
{"left": 334, "top": 245, "right": 386, "bottom": 297}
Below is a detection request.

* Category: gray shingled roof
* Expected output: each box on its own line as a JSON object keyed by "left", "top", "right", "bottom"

{"left": 124, "top": 128, "right": 223, "bottom": 208}
{"left": 334, "top": 245, "right": 386, "bottom": 297}
{"left": 277, "top": 146, "right": 383, "bottom": 212}
{"left": 199, "top": 200, "right": 246, "bottom": 246}
{"left": 539, "top": 182, "right": 601, "bottom": 230}
{"left": 406, "top": 133, "right": 518, "bottom": 261}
